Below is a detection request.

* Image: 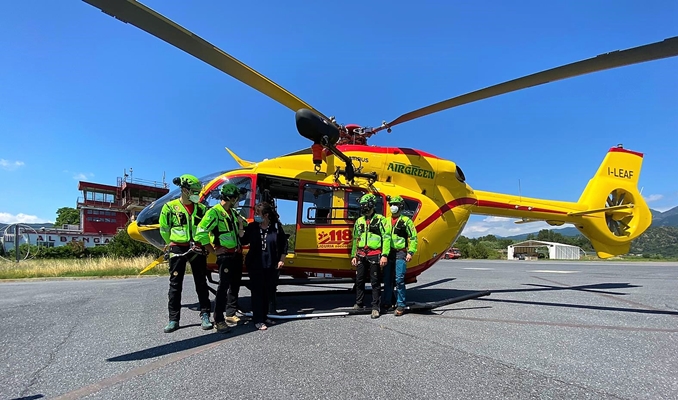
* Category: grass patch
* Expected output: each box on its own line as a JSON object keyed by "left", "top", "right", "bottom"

{"left": 0, "top": 256, "right": 171, "bottom": 280}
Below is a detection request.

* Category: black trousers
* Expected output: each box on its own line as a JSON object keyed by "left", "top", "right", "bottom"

{"left": 226, "top": 253, "right": 243, "bottom": 317}
{"left": 268, "top": 269, "right": 280, "bottom": 314}
{"left": 249, "top": 268, "right": 278, "bottom": 324}
{"left": 213, "top": 253, "right": 242, "bottom": 323}
{"left": 355, "top": 254, "right": 382, "bottom": 310}
{"left": 168, "top": 252, "right": 211, "bottom": 322}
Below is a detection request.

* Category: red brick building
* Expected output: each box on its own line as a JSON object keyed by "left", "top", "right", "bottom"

{"left": 27, "top": 173, "right": 170, "bottom": 249}
{"left": 77, "top": 173, "right": 170, "bottom": 235}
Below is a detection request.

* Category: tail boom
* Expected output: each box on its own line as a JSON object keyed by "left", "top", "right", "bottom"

{"left": 470, "top": 146, "right": 651, "bottom": 259}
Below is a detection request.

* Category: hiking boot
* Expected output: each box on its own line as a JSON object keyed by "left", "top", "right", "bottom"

{"left": 164, "top": 320, "right": 179, "bottom": 333}
{"left": 200, "top": 313, "right": 213, "bottom": 330}
{"left": 395, "top": 307, "right": 404, "bottom": 317}
{"left": 215, "top": 321, "right": 230, "bottom": 333}
{"left": 371, "top": 309, "right": 380, "bottom": 319}
{"left": 225, "top": 315, "right": 240, "bottom": 327}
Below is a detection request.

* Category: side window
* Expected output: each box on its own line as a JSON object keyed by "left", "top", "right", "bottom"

{"left": 204, "top": 176, "right": 253, "bottom": 219}
{"left": 346, "top": 190, "right": 384, "bottom": 221}
{"left": 401, "top": 198, "right": 421, "bottom": 220}
{"left": 301, "top": 183, "right": 334, "bottom": 225}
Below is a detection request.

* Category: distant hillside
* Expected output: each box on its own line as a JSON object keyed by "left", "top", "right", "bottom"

{"left": 630, "top": 226, "right": 678, "bottom": 258}
{"left": 651, "top": 206, "right": 678, "bottom": 227}
{"left": 500, "top": 226, "right": 581, "bottom": 241}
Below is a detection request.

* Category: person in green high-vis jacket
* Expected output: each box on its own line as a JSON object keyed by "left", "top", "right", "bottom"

{"left": 158, "top": 174, "right": 212, "bottom": 333}
{"left": 350, "top": 193, "right": 391, "bottom": 319}
{"left": 194, "top": 183, "right": 246, "bottom": 334}
{"left": 382, "top": 195, "right": 418, "bottom": 316}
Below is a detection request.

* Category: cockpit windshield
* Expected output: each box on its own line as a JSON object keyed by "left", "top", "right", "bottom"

{"left": 202, "top": 175, "right": 253, "bottom": 220}
{"left": 135, "top": 170, "right": 230, "bottom": 227}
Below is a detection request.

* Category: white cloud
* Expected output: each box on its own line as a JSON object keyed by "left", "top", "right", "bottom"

{"left": 73, "top": 172, "right": 94, "bottom": 180}
{"left": 643, "top": 194, "right": 663, "bottom": 202}
{"left": 482, "top": 216, "right": 512, "bottom": 223}
{"left": 0, "top": 212, "right": 53, "bottom": 224}
{"left": 0, "top": 159, "right": 25, "bottom": 171}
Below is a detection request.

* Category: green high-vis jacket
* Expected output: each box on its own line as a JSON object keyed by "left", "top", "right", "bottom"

{"left": 158, "top": 199, "right": 207, "bottom": 245}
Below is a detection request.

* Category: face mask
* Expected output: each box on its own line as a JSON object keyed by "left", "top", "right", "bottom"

{"left": 188, "top": 194, "right": 200, "bottom": 203}
{"left": 390, "top": 205, "right": 399, "bottom": 214}
{"left": 254, "top": 215, "right": 263, "bottom": 223}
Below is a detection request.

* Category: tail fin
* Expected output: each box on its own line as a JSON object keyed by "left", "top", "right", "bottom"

{"left": 574, "top": 146, "right": 652, "bottom": 258}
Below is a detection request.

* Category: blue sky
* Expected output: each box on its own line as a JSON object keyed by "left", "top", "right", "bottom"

{"left": 1, "top": 0, "right": 676, "bottom": 237}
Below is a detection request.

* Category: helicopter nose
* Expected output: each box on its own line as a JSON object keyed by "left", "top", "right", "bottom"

{"left": 127, "top": 221, "right": 147, "bottom": 243}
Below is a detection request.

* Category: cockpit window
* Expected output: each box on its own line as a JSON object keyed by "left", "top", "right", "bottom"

{"left": 203, "top": 176, "right": 253, "bottom": 219}
{"left": 135, "top": 170, "right": 230, "bottom": 227}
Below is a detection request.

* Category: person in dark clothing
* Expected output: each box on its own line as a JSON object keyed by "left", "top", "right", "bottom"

{"left": 240, "top": 203, "right": 287, "bottom": 330}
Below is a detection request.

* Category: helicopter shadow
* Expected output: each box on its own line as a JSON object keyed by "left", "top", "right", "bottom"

{"left": 184, "top": 278, "right": 462, "bottom": 314}
{"left": 479, "top": 282, "right": 678, "bottom": 316}
{"left": 106, "top": 322, "right": 264, "bottom": 362}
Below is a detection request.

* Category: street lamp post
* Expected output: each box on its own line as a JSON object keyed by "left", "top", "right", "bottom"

{"left": 14, "top": 225, "right": 19, "bottom": 263}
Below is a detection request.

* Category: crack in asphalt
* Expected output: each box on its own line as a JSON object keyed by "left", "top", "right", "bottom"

{"left": 19, "top": 295, "right": 95, "bottom": 398}
{"left": 19, "top": 320, "right": 78, "bottom": 398}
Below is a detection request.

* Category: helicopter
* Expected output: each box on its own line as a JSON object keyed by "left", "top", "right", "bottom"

{"left": 83, "top": 0, "right": 677, "bottom": 285}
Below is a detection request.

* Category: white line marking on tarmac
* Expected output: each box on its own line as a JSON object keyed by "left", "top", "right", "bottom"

{"left": 527, "top": 270, "right": 579, "bottom": 274}
{"left": 463, "top": 268, "right": 495, "bottom": 270}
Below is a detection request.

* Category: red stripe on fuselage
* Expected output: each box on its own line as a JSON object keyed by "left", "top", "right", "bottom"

{"left": 415, "top": 197, "right": 477, "bottom": 232}
{"left": 336, "top": 145, "right": 441, "bottom": 159}
{"left": 295, "top": 248, "right": 351, "bottom": 254}
{"left": 608, "top": 147, "right": 643, "bottom": 158}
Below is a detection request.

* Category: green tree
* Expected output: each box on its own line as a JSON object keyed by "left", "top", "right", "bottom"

{"left": 54, "top": 207, "right": 80, "bottom": 227}
{"left": 474, "top": 242, "right": 491, "bottom": 259}
{"left": 282, "top": 224, "right": 296, "bottom": 251}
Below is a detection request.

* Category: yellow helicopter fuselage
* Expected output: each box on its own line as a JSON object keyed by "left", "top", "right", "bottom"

{"left": 129, "top": 143, "right": 652, "bottom": 282}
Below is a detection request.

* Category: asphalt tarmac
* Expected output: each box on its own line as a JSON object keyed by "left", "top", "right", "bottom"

{"left": 1, "top": 259, "right": 677, "bottom": 399}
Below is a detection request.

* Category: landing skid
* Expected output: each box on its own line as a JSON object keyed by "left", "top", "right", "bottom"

{"left": 207, "top": 271, "right": 491, "bottom": 320}
{"left": 206, "top": 273, "right": 356, "bottom": 296}
{"left": 240, "top": 290, "right": 492, "bottom": 321}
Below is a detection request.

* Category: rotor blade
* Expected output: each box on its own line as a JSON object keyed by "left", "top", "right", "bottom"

{"left": 377, "top": 36, "right": 678, "bottom": 132}
{"left": 83, "top": 0, "right": 327, "bottom": 119}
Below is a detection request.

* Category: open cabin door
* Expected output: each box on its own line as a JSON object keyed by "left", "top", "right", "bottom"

{"left": 294, "top": 182, "right": 385, "bottom": 277}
